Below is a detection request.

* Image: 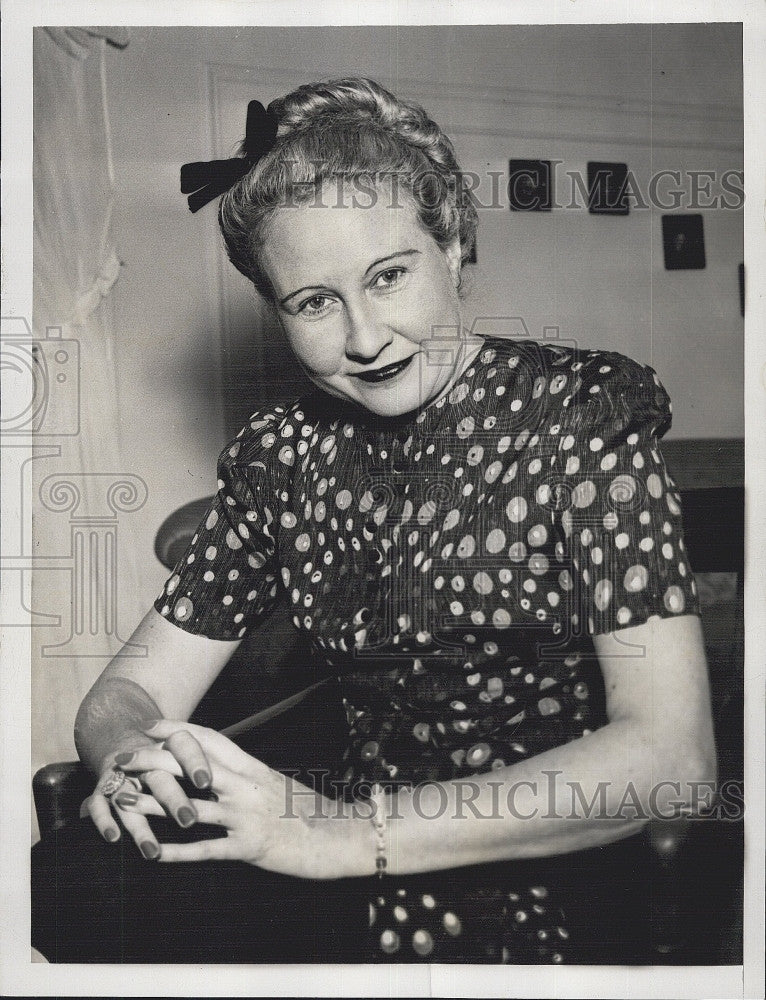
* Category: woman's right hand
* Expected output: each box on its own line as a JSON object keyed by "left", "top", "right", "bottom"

{"left": 82, "top": 728, "right": 213, "bottom": 859}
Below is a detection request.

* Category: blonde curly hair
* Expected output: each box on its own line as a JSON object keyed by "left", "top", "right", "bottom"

{"left": 218, "top": 77, "right": 477, "bottom": 300}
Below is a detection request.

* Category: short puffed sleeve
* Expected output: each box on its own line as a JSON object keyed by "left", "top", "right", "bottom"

{"left": 553, "top": 351, "right": 700, "bottom": 636}
{"left": 153, "top": 419, "right": 283, "bottom": 641}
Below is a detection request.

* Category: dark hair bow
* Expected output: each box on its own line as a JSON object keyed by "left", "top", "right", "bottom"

{"left": 180, "top": 100, "right": 279, "bottom": 213}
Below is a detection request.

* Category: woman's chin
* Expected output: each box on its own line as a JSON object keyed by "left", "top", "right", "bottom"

{"left": 313, "top": 380, "right": 426, "bottom": 418}
{"left": 355, "top": 373, "right": 453, "bottom": 417}
{"left": 309, "top": 354, "right": 460, "bottom": 418}
{"left": 350, "top": 386, "right": 434, "bottom": 418}
{"left": 312, "top": 361, "right": 456, "bottom": 417}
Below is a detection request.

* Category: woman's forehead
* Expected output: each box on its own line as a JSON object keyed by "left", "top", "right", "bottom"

{"left": 261, "top": 181, "right": 431, "bottom": 287}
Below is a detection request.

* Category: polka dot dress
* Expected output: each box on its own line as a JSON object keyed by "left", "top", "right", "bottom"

{"left": 155, "top": 336, "right": 700, "bottom": 963}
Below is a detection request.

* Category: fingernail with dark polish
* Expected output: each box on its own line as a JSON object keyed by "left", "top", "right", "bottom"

{"left": 177, "top": 806, "right": 196, "bottom": 827}
{"left": 192, "top": 769, "right": 211, "bottom": 789}
{"left": 104, "top": 827, "right": 119, "bottom": 843}
{"left": 115, "top": 793, "right": 138, "bottom": 807}
{"left": 140, "top": 841, "right": 160, "bottom": 860}
{"left": 114, "top": 751, "right": 134, "bottom": 765}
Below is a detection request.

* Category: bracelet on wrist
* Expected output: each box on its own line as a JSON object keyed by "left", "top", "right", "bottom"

{"left": 369, "top": 782, "right": 388, "bottom": 878}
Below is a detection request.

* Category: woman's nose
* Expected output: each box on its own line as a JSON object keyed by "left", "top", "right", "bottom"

{"left": 344, "top": 303, "right": 393, "bottom": 363}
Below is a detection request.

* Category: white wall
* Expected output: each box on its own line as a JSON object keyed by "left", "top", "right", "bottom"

{"left": 31, "top": 24, "right": 743, "bottom": 779}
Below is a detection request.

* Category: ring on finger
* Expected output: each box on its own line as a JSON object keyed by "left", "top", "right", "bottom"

{"left": 97, "top": 767, "right": 127, "bottom": 797}
{"left": 97, "top": 767, "right": 142, "bottom": 798}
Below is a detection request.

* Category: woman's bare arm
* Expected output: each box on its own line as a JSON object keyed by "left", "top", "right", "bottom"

{"left": 75, "top": 607, "right": 241, "bottom": 849}
{"left": 109, "top": 614, "right": 716, "bottom": 878}
{"left": 75, "top": 607, "right": 241, "bottom": 773}
{"left": 335, "top": 613, "right": 716, "bottom": 877}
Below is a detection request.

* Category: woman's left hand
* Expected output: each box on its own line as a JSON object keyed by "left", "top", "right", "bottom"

{"left": 112, "top": 719, "right": 347, "bottom": 879}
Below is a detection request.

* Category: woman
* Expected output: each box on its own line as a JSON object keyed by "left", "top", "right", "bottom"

{"left": 32, "top": 77, "right": 715, "bottom": 964}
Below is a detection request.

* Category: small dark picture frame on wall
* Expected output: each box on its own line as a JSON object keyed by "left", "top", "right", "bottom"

{"left": 508, "top": 159, "right": 552, "bottom": 212}
{"left": 587, "top": 161, "right": 630, "bottom": 215}
{"left": 661, "top": 214, "right": 706, "bottom": 270}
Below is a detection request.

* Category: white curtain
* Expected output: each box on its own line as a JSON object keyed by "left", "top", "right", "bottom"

{"left": 31, "top": 27, "right": 146, "bottom": 792}
{"left": 33, "top": 28, "right": 128, "bottom": 334}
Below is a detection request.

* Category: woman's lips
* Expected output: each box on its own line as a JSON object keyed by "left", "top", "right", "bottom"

{"left": 352, "top": 355, "right": 416, "bottom": 383}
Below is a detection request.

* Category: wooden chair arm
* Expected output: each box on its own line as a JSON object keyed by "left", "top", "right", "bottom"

{"left": 154, "top": 496, "right": 213, "bottom": 571}
{"left": 647, "top": 817, "right": 693, "bottom": 956}
{"left": 33, "top": 761, "right": 94, "bottom": 836}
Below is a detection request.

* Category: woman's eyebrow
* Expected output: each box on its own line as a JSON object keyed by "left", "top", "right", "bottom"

{"left": 279, "top": 249, "right": 421, "bottom": 307}
{"left": 363, "top": 248, "right": 421, "bottom": 275}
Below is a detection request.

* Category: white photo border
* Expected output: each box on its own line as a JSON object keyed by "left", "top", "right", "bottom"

{"left": 2, "top": 1, "right": 763, "bottom": 997}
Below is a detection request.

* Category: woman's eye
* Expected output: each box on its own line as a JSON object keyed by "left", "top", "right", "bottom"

{"left": 299, "top": 295, "right": 332, "bottom": 316}
{"left": 375, "top": 267, "right": 405, "bottom": 288}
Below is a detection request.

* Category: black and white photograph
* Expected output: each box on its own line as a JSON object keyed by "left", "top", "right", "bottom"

{"left": 2, "top": 2, "right": 763, "bottom": 997}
